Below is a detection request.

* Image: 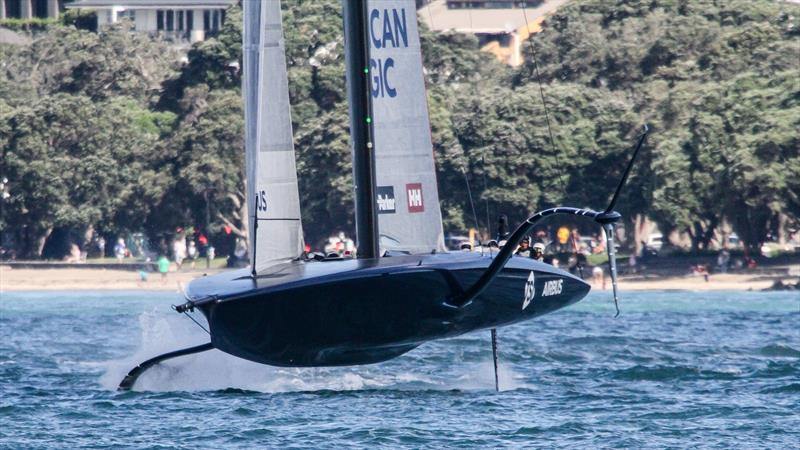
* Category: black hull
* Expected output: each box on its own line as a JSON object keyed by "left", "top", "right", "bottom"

{"left": 188, "top": 253, "right": 590, "bottom": 367}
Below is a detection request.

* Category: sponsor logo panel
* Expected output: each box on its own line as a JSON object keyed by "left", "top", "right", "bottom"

{"left": 377, "top": 186, "right": 396, "bottom": 214}
{"left": 406, "top": 183, "right": 424, "bottom": 213}
{"left": 522, "top": 271, "right": 536, "bottom": 310}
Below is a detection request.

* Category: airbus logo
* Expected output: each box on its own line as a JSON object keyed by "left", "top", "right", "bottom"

{"left": 522, "top": 271, "right": 535, "bottom": 310}
{"left": 406, "top": 183, "right": 424, "bottom": 213}
{"left": 542, "top": 279, "right": 563, "bottom": 297}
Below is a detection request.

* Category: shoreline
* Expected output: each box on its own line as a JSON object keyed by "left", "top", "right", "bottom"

{"left": 2, "top": 265, "right": 797, "bottom": 293}
{"left": 0, "top": 266, "right": 223, "bottom": 293}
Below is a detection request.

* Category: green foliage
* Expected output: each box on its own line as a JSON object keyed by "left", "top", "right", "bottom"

{"left": 0, "top": 17, "right": 55, "bottom": 31}
{"left": 157, "top": 4, "right": 242, "bottom": 111}
{"left": 59, "top": 9, "right": 97, "bottom": 32}
{"left": 0, "top": 21, "right": 176, "bottom": 256}
{"left": 0, "top": 22, "right": 177, "bottom": 106}
{"left": 512, "top": 0, "right": 800, "bottom": 250}
{"left": 1, "top": 0, "right": 797, "bottom": 257}
{"left": 1, "top": 94, "right": 171, "bottom": 256}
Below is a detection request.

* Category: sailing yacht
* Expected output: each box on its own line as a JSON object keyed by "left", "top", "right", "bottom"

{"left": 120, "top": 0, "right": 644, "bottom": 390}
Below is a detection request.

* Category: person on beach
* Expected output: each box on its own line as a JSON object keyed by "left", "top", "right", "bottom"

{"left": 96, "top": 236, "right": 106, "bottom": 259}
{"left": 717, "top": 249, "right": 730, "bottom": 273}
{"left": 172, "top": 236, "right": 187, "bottom": 269}
{"left": 592, "top": 266, "right": 605, "bottom": 289}
{"left": 187, "top": 240, "right": 198, "bottom": 269}
{"left": 114, "top": 238, "right": 126, "bottom": 262}
{"left": 628, "top": 252, "right": 637, "bottom": 274}
{"left": 691, "top": 264, "right": 710, "bottom": 282}
{"left": 157, "top": 255, "right": 170, "bottom": 282}
{"left": 206, "top": 245, "right": 215, "bottom": 268}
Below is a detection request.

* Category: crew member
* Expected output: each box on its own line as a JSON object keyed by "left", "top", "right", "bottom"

{"left": 531, "top": 242, "right": 545, "bottom": 261}
{"left": 516, "top": 237, "right": 532, "bottom": 257}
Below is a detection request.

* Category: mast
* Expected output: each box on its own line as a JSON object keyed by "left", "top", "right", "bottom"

{"left": 343, "top": 0, "right": 380, "bottom": 259}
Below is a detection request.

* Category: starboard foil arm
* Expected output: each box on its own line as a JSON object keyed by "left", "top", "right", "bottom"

{"left": 117, "top": 342, "right": 214, "bottom": 391}
{"left": 449, "top": 125, "right": 649, "bottom": 311}
{"left": 447, "top": 207, "right": 602, "bottom": 308}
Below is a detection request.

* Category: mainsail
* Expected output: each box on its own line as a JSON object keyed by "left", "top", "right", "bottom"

{"left": 243, "top": 0, "right": 304, "bottom": 273}
{"left": 367, "top": 0, "right": 446, "bottom": 254}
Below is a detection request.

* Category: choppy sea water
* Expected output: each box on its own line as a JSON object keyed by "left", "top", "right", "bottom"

{"left": 0, "top": 289, "right": 798, "bottom": 449}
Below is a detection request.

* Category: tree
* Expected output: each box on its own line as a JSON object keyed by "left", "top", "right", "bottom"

{"left": 1, "top": 94, "right": 173, "bottom": 257}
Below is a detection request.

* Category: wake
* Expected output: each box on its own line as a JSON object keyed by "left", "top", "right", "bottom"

{"left": 98, "top": 310, "right": 527, "bottom": 393}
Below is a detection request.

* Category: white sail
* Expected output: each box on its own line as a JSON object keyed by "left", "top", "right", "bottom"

{"left": 367, "top": 0, "right": 446, "bottom": 254}
{"left": 244, "top": 0, "right": 304, "bottom": 273}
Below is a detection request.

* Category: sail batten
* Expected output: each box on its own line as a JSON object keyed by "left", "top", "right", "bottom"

{"left": 244, "top": 0, "right": 304, "bottom": 273}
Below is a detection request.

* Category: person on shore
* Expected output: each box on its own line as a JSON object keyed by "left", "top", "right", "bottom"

{"left": 717, "top": 248, "right": 730, "bottom": 273}
{"left": 206, "top": 245, "right": 215, "bottom": 268}
{"left": 592, "top": 266, "right": 605, "bottom": 289}
{"left": 114, "top": 238, "right": 126, "bottom": 262}
{"left": 173, "top": 236, "right": 186, "bottom": 270}
{"left": 198, "top": 233, "right": 209, "bottom": 257}
{"left": 691, "top": 264, "right": 710, "bottom": 282}
{"left": 516, "top": 237, "right": 532, "bottom": 257}
{"left": 187, "top": 240, "right": 198, "bottom": 269}
{"left": 65, "top": 244, "right": 82, "bottom": 263}
{"left": 496, "top": 214, "right": 509, "bottom": 242}
{"left": 96, "top": 236, "right": 106, "bottom": 259}
{"left": 628, "top": 252, "right": 637, "bottom": 274}
{"left": 157, "top": 255, "right": 170, "bottom": 282}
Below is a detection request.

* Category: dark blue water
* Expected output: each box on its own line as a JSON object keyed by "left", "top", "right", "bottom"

{"left": 1, "top": 290, "right": 798, "bottom": 448}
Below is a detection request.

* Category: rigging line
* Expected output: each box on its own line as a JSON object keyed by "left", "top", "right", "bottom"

{"left": 426, "top": 1, "right": 435, "bottom": 33}
{"left": 461, "top": 166, "right": 481, "bottom": 233}
{"left": 521, "top": 5, "right": 569, "bottom": 197}
{"left": 481, "top": 148, "right": 491, "bottom": 240}
{"left": 182, "top": 310, "right": 210, "bottom": 335}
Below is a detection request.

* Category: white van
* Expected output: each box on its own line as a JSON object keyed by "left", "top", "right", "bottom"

{"left": 647, "top": 233, "right": 664, "bottom": 251}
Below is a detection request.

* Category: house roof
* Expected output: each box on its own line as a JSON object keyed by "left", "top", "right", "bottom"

{"left": 66, "top": 0, "right": 235, "bottom": 9}
{"left": 419, "top": 0, "right": 569, "bottom": 34}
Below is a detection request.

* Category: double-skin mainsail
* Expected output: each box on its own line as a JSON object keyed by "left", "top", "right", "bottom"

{"left": 246, "top": 0, "right": 444, "bottom": 269}
{"left": 345, "top": 0, "right": 446, "bottom": 256}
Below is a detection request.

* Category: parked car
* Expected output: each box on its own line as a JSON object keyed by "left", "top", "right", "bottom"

{"left": 445, "top": 235, "right": 471, "bottom": 251}
{"left": 647, "top": 233, "right": 664, "bottom": 251}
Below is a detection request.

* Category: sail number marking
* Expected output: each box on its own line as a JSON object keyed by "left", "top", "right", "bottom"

{"left": 255, "top": 190, "right": 267, "bottom": 212}
{"left": 369, "top": 7, "right": 409, "bottom": 99}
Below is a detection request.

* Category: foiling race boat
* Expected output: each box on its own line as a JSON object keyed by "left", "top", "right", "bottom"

{"left": 119, "top": 0, "right": 647, "bottom": 391}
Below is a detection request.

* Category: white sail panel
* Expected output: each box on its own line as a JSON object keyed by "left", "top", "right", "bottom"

{"left": 367, "top": 0, "right": 446, "bottom": 254}
{"left": 244, "top": 0, "right": 304, "bottom": 273}
{"left": 243, "top": 0, "right": 260, "bottom": 271}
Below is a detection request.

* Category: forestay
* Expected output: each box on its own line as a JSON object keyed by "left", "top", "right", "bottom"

{"left": 243, "top": 0, "right": 304, "bottom": 273}
{"left": 368, "top": 0, "right": 446, "bottom": 254}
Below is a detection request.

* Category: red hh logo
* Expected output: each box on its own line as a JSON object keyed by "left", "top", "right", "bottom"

{"left": 406, "top": 183, "right": 424, "bottom": 213}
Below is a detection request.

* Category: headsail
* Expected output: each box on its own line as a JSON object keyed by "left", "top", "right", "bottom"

{"left": 367, "top": 0, "right": 446, "bottom": 254}
{"left": 243, "top": 0, "right": 304, "bottom": 273}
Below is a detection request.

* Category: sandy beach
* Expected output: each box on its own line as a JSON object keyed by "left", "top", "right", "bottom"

{"left": 0, "top": 266, "right": 222, "bottom": 293}
{"left": 2, "top": 264, "right": 797, "bottom": 293}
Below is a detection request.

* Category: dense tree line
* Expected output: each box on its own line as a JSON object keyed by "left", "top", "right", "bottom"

{"left": 0, "top": 0, "right": 797, "bottom": 259}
